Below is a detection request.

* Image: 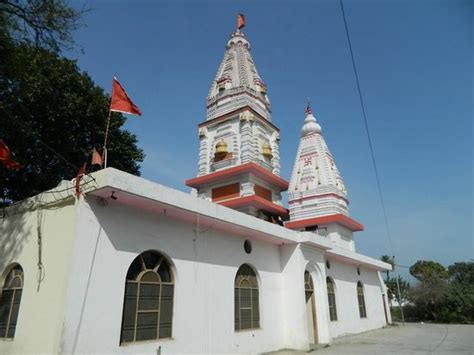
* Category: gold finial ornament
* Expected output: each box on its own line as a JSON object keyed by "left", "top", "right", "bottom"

{"left": 199, "top": 128, "right": 206, "bottom": 139}
{"left": 262, "top": 143, "right": 273, "bottom": 159}
{"left": 215, "top": 140, "right": 228, "bottom": 158}
{"left": 239, "top": 111, "right": 254, "bottom": 122}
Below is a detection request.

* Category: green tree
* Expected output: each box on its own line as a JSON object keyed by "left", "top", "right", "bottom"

{"left": 439, "top": 282, "right": 474, "bottom": 323}
{"left": 0, "top": 44, "right": 144, "bottom": 202}
{"left": 386, "top": 275, "right": 410, "bottom": 305}
{"left": 409, "top": 260, "right": 448, "bottom": 283}
{"left": 409, "top": 260, "right": 448, "bottom": 321}
{"left": 380, "top": 255, "right": 394, "bottom": 282}
{"left": 0, "top": 0, "right": 85, "bottom": 51}
{"left": 448, "top": 262, "right": 474, "bottom": 284}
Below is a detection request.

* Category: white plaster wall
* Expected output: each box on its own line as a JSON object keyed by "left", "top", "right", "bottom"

{"left": 327, "top": 225, "right": 355, "bottom": 252}
{"left": 280, "top": 243, "right": 332, "bottom": 351}
{"left": 62, "top": 197, "right": 285, "bottom": 354}
{"left": 324, "top": 259, "right": 387, "bottom": 339}
{"left": 0, "top": 197, "right": 78, "bottom": 354}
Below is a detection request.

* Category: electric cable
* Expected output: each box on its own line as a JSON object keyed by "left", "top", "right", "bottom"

{"left": 339, "top": 0, "right": 405, "bottom": 323}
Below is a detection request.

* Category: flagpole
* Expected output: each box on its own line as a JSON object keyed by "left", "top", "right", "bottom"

{"left": 103, "top": 108, "right": 112, "bottom": 169}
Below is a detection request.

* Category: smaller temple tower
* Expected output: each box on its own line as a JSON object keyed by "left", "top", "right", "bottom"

{"left": 286, "top": 104, "right": 363, "bottom": 251}
{"left": 186, "top": 17, "right": 288, "bottom": 222}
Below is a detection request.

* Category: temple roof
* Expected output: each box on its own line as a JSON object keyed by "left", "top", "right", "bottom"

{"left": 288, "top": 106, "right": 350, "bottom": 221}
{"left": 206, "top": 29, "right": 271, "bottom": 121}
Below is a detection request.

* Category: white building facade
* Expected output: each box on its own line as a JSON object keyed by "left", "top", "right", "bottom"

{"left": 0, "top": 22, "right": 391, "bottom": 355}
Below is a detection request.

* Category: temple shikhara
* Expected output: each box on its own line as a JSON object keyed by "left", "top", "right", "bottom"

{"left": 0, "top": 17, "right": 391, "bottom": 354}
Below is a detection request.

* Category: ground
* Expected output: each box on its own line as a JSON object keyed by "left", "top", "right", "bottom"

{"left": 270, "top": 323, "right": 473, "bottom": 354}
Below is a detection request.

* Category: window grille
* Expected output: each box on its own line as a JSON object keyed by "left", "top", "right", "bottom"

{"left": 120, "top": 251, "right": 174, "bottom": 344}
{"left": 0, "top": 265, "right": 23, "bottom": 339}
{"left": 326, "top": 277, "right": 338, "bottom": 321}
{"left": 357, "top": 281, "right": 367, "bottom": 318}
{"left": 234, "top": 264, "right": 259, "bottom": 331}
{"left": 304, "top": 271, "right": 314, "bottom": 302}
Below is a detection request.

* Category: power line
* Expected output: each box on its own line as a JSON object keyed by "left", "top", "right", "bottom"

{"left": 339, "top": 0, "right": 404, "bottom": 323}
{"left": 339, "top": 0, "right": 395, "bottom": 256}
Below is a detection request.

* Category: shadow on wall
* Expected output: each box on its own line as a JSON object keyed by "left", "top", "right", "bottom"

{"left": 86, "top": 196, "right": 284, "bottom": 273}
{"left": 0, "top": 196, "right": 75, "bottom": 285}
{"left": 0, "top": 211, "right": 29, "bottom": 276}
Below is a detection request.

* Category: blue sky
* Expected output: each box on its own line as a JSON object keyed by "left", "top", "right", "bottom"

{"left": 68, "top": 0, "right": 472, "bottom": 281}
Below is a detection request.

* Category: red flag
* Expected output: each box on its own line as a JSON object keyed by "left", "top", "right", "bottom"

{"left": 0, "top": 140, "right": 21, "bottom": 170}
{"left": 91, "top": 148, "right": 103, "bottom": 167}
{"left": 75, "top": 162, "right": 87, "bottom": 197}
{"left": 110, "top": 77, "right": 142, "bottom": 115}
{"left": 237, "top": 14, "right": 245, "bottom": 30}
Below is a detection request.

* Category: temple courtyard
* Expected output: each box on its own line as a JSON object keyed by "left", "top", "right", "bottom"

{"left": 270, "top": 323, "right": 473, "bottom": 354}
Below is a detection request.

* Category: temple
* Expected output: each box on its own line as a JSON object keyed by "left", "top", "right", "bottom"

{"left": 286, "top": 104, "right": 364, "bottom": 251}
{"left": 0, "top": 16, "right": 392, "bottom": 355}
{"left": 186, "top": 28, "right": 288, "bottom": 222}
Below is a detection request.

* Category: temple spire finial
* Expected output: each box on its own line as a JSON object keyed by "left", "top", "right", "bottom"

{"left": 305, "top": 99, "right": 312, "bottom": 116}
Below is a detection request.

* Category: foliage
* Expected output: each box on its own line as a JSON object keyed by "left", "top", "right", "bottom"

{"left": 0, "top": 44, "right": 144, "bottom": 202}
{"left": 409, "top": 278, "right": 447, "bottom": 321}
{"left": 396, "top": 260, "right": 474, "bottom": 323}
{"left": 0, "top": 0, "right": 86, "bottom": 52}
{"left": 409, "top": 260, "right": 448, "bottom": 283}
{"left": 386, "top": 275, "right": 410, "bottom": 305}
{"left": 448, "top": 262, "right": 474, "bottom": 284}
{"left": 380, "top": 255, "right": 394, "bottom": 282}
{"left": 438, "top": 282, "right": 474, "bottom": 323}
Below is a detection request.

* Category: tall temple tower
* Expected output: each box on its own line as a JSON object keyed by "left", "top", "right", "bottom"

{"left": 186, "top": 17, "right": 289, "bottom": 221}
{"left": 285, "top": 105, "right": 363, "bottom": 251}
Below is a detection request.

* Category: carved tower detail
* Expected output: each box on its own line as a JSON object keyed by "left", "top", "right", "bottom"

{"left": 186, "top": 19, "right": 288, "bottom": 221}
{"left": 286, "top": 105, "right": 363, "bottom": 251}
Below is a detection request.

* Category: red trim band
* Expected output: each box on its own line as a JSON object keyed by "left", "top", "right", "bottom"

{"left": 219, "top": 195, "right": 288, "bottom": 217}
{"left": 285, "top": 214, "right": 364, "bottom": 231}
{"left": 185, "top": 162, "right": 289, "bottom": 191}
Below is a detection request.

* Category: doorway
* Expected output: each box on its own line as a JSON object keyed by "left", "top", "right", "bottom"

{"left": 304, "top": 270, "right": 318, "bottom": 344}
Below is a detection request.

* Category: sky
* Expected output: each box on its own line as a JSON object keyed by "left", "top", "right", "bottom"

{"left": 67, "top": 0, "right": 472, "bottom": 281}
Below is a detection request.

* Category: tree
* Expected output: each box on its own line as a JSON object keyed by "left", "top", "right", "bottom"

{"left": 409, "top": 260, "right": 448, "bottom": 283}
{"left": 439, "top": 282, "right": 474, "bottom": 323}
{"left": 408, "top": 260, "right": 448, "bottom": 320}
{"left": 386, "top": 275, "right": 410, "bottom": 305}
{"left": 448, "top": 262, "right": 474, "bottom": 284}
{"left": 380, "top": 255, "right": 394, "bottom": 282}
{"left": 0, "top": 0, "right": 86, "bottom": 52}
{"left": 0, "top": 44, "right": 144, "bottom": 202}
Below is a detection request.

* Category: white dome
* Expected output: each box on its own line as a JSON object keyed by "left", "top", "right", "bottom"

{"left": 301, "top": 114, "right": 321, "bottom": 136}
{"left": 227, "top": 31, "right": 250, "bottom": 49}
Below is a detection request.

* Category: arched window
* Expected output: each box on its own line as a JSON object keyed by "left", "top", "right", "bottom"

{"left": 304, "top": 271, "right": 314, "bottom": 296}
{"left": 357, "top": 281, "right": 367, "bottom": 318}
{"left": 120, "top": 251, "right": 174, "bottom": 344}
{"left": 234, "top": 264, "right": 259, "bottom": 331}
{"left": 326, "top": 277, "right": 337, "bottom": 321}
{"left": 0, "top": 264, "right": 24, "bottom": 339}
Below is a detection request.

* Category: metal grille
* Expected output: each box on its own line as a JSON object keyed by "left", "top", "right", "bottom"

{"left": 357, "top": 281, "right": 367, "bottom": 318}
{"left": 0, "top": 265, "right": 23, "bottom": 339}
{"left": 234, "top": 264, "right": 260, "bottom": 331}
{"left": 120, "top": 251, "right": 174, "bottom": 344}
{"left": 326, "top": 277, "right": 338, "bottom": 321}
{"left": 305, "top": 271, "right": 314, "bottom": 302}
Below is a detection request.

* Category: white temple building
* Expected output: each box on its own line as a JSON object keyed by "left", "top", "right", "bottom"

{"left": 0, "top": 22, "right": 391, "bottom": 354}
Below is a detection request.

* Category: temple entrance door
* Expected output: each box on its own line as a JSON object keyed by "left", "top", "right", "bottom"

{"left": 304, "top": 271, "right": 318, "bottom": 344}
